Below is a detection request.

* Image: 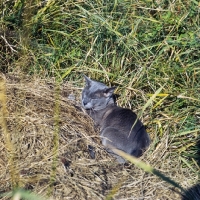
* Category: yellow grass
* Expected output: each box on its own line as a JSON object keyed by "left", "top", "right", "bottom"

{"left": 0, "top": 73, "right": 198, "bottom": 199}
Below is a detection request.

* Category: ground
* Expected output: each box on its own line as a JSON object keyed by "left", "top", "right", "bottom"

{"left": 1, "top": 73, "right": 197, "bottom": 200}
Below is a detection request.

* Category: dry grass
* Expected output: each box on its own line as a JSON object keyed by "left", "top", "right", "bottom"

{"left": 0, "top": 72, "right": 198, "bottom": 200}
{"left": 0, "top": 1, "right": 199, "bottom": 199}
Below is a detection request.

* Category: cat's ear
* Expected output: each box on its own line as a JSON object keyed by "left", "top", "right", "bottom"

{"left": 83, "top": 74, "right": 91, "bottom": 86}
{"left": 103, "top": 87, "right": 116, "bottom": 97}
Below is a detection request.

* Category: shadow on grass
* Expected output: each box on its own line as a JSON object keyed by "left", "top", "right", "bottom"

{"left": 181, "top": 183, "right": 200, "bottom": 200}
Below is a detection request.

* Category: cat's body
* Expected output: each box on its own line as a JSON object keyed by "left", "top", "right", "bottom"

{"left": 82, "top": 75, "right": 150, "bottom": 163}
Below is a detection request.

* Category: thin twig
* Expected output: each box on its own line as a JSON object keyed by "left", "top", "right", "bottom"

{"left": 1, "top": 35, "right": 18, "bottom": 53}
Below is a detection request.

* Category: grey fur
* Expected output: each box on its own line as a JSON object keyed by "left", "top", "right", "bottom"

{"left": 82, "top": 75, "right": 150, "bottom": 163}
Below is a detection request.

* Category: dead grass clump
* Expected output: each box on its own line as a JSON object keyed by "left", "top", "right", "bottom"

{"left": 0, "top": 73, "right": 197, "bottom": 200}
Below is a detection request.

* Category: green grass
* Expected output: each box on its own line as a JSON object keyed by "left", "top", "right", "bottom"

{"left": 0, "top": 0, "right": 200, "bottom": 198}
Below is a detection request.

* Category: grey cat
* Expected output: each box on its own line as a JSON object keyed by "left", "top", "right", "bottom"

{"left": 82, "top": 75, "right": 150, "bottom": 163}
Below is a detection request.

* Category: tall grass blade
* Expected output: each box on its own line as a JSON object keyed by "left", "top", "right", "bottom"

{"left": 111, "top": 147, "right": 184, "bottom": 191}
{"left": 0, "top": 75, "right": 20, "bottom": 188}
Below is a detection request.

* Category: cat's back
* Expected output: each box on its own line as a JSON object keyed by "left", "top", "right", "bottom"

{"left": 102, "top": 105, "right": 143, "bottom": 133}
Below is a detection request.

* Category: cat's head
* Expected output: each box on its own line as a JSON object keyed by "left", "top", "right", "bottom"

{"left": 82, "top": 75, "right": 116, "bottom": 110}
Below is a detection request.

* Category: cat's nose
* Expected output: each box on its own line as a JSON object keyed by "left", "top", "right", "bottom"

{"left": 82, "top": 101, "right": 87, "bottom": 106}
